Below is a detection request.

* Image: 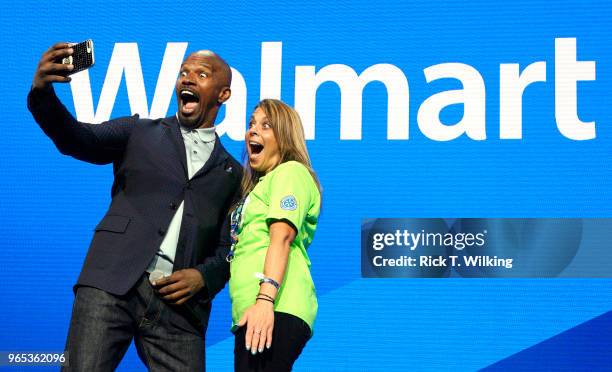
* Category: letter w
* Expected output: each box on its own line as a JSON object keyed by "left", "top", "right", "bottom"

{"left": 69, "top": 42, "right": 188, "bottom": 123}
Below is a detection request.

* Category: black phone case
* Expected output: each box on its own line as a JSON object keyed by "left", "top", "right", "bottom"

{"left": 63, "top": 40, "right": 94, "bottom": 75}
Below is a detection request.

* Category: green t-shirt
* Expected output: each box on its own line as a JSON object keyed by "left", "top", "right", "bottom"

{"left": 229, "top": 161, "right": 321, "bottom": 332}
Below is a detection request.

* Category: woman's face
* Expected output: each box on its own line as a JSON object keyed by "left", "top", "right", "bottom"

{"left": 246, "top": 107, "right": 281, "bottom": 174}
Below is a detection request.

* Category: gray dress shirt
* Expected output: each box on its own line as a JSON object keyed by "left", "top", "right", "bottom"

{"left": 146, "top": 121, "right": 216, "bottom": 276}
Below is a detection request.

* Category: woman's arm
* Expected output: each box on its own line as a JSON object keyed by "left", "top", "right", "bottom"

{"left": 237, "top": 220, "right": 296, "bottom": 354}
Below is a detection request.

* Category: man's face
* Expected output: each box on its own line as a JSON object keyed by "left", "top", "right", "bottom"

{"left": 175, "top": 53, "right": 228, "bottom": 128}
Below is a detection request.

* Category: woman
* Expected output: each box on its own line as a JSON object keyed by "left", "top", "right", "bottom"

{"left": 228, "top": 99, "right": 321, "bottom": 371}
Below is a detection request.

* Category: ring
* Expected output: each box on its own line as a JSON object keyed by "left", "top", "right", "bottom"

{"left": 254, "top": 330, "right": 262, "bottom": 334}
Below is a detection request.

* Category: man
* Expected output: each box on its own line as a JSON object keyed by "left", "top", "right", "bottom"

{"left": 28, "top": 43, "right": 242, "bottom": 371}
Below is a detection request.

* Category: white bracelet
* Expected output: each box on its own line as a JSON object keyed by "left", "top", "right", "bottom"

{"left": 254, "top": 272, "right": 280, "bottom": 290}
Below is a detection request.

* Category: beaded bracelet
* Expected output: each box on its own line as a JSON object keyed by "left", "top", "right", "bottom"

{"left": 254, "top": 272, "right": 281, "bottom": 290}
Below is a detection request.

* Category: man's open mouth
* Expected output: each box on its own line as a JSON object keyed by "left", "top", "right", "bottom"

{"left": 179, "top": 89, "right": 200, "bottom": 115}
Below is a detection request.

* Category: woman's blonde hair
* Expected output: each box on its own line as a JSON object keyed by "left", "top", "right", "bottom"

{"left": 240, "top": 99, "right": 321, "bottom": 197}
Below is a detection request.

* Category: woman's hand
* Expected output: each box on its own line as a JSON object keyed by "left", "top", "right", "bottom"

{"left": 237, "top": 300, "right": 275, "bottom": 354}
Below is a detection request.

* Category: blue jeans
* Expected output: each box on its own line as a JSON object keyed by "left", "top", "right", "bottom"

{"left": 62, "top": 274, "right": 205, "bottom": 371}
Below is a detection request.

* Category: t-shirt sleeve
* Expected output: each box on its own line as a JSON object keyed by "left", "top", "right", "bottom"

{"left": 266, "top": 162, "right": 314, "bottom": 232}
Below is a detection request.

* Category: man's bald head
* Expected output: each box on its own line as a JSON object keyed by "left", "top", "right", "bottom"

{"left": 190, "top": 50, "right": 232, "bottom": 88}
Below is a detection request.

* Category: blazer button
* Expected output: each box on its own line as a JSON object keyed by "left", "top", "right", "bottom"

{"left": 169, "top": 202, "right": 177, "bottom": 210}
{"left": 185, "top": 182, "right": 192, "bottom": 190}
{"left": 158, "top": 228, "right": 166, "bottom": 236}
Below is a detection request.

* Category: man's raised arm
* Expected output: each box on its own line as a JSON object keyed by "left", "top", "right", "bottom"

{"left": 27, "top": 42, "right": 136, "bottom": 165}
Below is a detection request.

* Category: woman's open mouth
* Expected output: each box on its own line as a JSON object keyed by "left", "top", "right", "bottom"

{"left": 249, "top": 141, "right": 264, "bottom": 154}
{"left": 248, "top": 141, "right": 264, "bottom": 161}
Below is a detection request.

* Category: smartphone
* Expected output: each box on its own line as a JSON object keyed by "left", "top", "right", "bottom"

{"left": 61, "top": 39, "right": 95, "bottom": 75}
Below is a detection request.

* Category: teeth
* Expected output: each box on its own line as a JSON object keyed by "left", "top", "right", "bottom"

{"left": 249, "top": 141, "right": 262, "bottom": 146}
{"left": 181, "top": 90, "right": 195, "bottom": 96}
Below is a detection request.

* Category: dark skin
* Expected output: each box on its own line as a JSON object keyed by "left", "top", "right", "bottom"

{"left": 32, "top": 43, "right": 75, "bottom": 89}
{"left": 32, "top": 44, "right": 233, "bottom": 306}
{"left": 175, "top": 50, "right": 232, "bottom": 129}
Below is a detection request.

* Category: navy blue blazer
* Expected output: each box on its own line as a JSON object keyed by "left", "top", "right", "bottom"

{"left": 28, "top": 86, "right": 242, "bottom": 323}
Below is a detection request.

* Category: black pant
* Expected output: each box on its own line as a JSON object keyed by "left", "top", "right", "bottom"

{"left": 234, "top": 312, "right": 311, "bottom": 372}
{"left": 62, "top": 274, "right": 205, "bottom": 371}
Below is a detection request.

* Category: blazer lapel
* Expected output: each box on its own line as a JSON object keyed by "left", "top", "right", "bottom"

{"left": 160, "top": 116, "right": 188, "bottom": 179}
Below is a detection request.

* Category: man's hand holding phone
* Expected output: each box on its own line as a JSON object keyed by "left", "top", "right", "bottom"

{"left": 32, "top": 40, "right": 94, "bottom": 90}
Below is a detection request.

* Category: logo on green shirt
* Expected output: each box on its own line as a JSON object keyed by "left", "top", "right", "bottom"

{"left": 280, "top": 195, "right": 298, "bottom": 211}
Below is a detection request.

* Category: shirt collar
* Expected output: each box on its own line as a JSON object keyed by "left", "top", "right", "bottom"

{"left": 176, "top": 113, "right": 217, "bottom": 143}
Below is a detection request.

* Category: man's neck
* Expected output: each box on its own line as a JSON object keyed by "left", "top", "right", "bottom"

{"left": 175, "top": 114, "right": 215, "bottom": 130}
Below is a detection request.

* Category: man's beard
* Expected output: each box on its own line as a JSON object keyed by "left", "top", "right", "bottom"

{"left": 177, "top": 112, "right": 202, "bottom": 129}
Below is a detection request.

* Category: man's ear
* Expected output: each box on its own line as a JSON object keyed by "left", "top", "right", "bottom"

{"left": 218, "top": 86, "right": 231, "bottom": 104}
